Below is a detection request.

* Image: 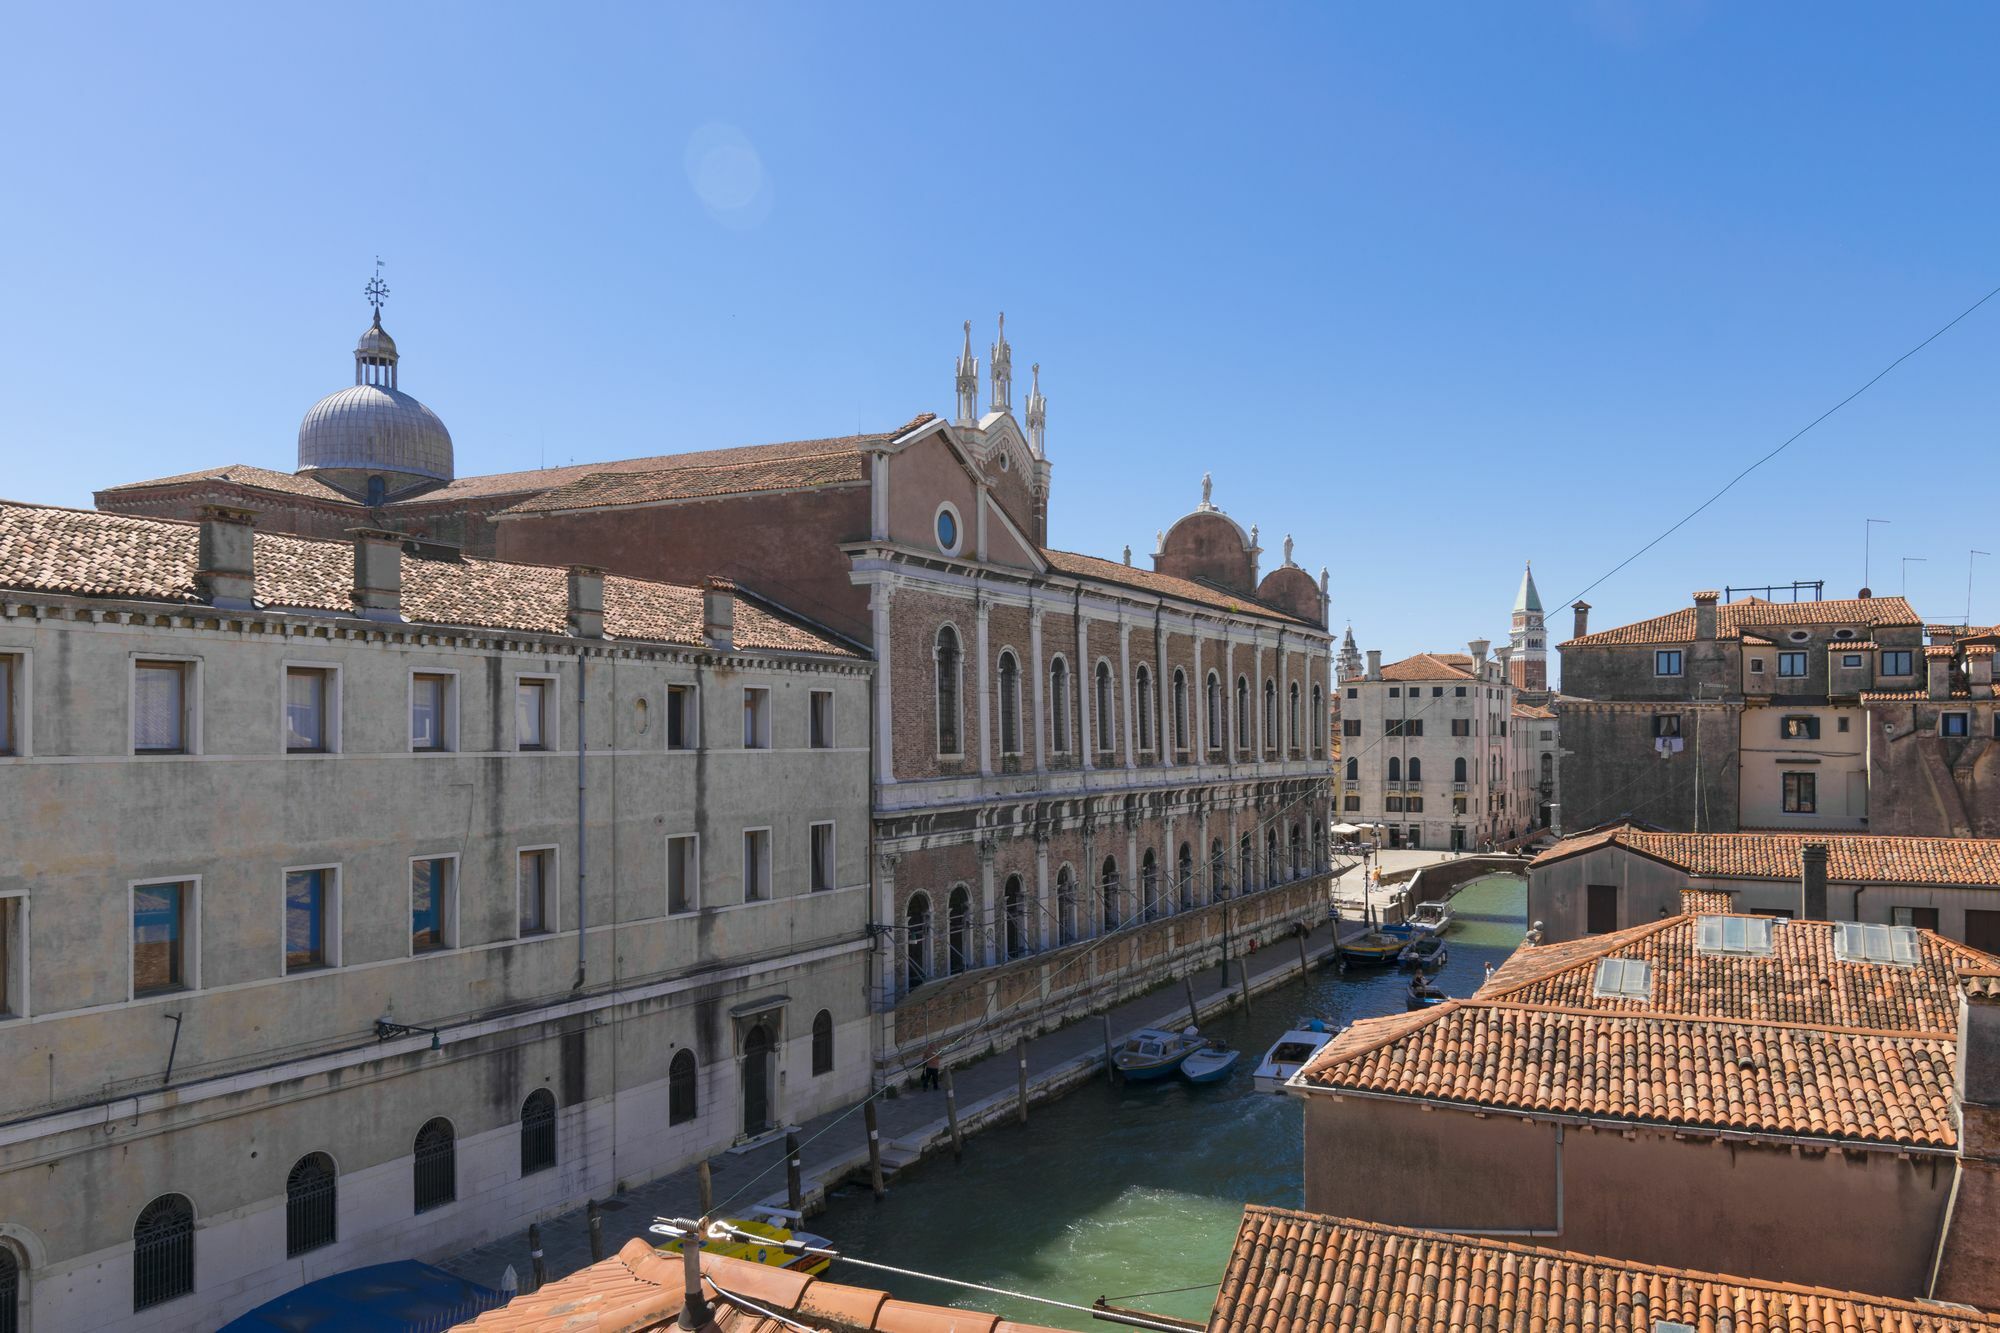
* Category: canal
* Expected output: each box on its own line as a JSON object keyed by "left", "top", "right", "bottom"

{"left": 809, "top": 874, "right": 1527, "bottom": 1330}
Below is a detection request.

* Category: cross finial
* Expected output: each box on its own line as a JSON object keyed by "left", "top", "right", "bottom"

{"left": 364, "top": 257, "right": 390, "bottom": 318}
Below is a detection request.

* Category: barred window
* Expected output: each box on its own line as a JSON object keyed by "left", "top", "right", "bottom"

{"left": 812, "top": 1009, "right": 834, "bottom": 1076}
{"left": 413, "top": 1118, "right": 456, "bottom": 1214}
{"left": 132, "top": 1193, "right": 194, "bottom": 1312}
{"left": 669, "top": 1049, "right": 699, "bottom": 1124}
{"left": 286, "top": 1152, "right": 337, "bottom": 1257}
{"left": 521, "top": 1089, "right": 557, "bottom": 1175}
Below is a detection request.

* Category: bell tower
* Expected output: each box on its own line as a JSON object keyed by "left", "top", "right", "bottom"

{"left": 1510, "top": 562, "right": 1546, "bottom": 692}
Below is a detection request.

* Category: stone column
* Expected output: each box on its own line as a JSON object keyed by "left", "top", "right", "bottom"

{"left": 978, "top": 838, "right": 998, "bottom": 968}
{"left": 1029, "top": 604, "right": 1047, "bottom": 772}
{"left": 1035, "top": 827, "right": 1052, "bottom": 952}
{"left": 1078, "top": 611, "right": 1094, "bottom": 772}
{"left": 1199, "top": 804, "right": 1212, "bottom": 906}
{"left": 1193, "top": 631, "right": 1206, "bottom": 761}
{"left": 976, "top": 597, "right": 993, "bottom": 777}
{"left": 877, "top": 852, "right": 900, "bottom": 999}
{"left": 872, "top": 583, "right": 896, "bottom": 787}
{"left": 1120, "top": 621, "right": 1136, "bottom": 769}
{"left": 1223, "top": 639, "right": 1235, "bottom": 762}
{"left": 1125, "top": 822, "right": 1140, "bottom": 927}
{"left": 1081, "top": 817, "right": 1099, "bottom": 938}
{"left": 1157, "top": 617, "right": 1172, "bottom": 762}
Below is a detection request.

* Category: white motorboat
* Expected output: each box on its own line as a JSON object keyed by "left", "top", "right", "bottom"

{"left": 1254, "top": 1021, "right": 1336, "bottom": 1093}
{"left": 1407, "top": 900, "right": 1454, "bottom": 935}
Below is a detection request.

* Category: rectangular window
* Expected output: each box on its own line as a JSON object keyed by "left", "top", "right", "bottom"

{"left": 667, "top": 835, "right": 699, "bottom": 914}
{"left": 1343, "top": 795, "right": 1360, "bottom": 811}
{"left": 1782, "top": 771, "right": 1817, "bottom": 813}
{"left": 1892, "top": 906, "right": 1940, "bottom": 931}
{"left": 0, "top": 653, "right": 15, "bottom": 755}
{"left": 133, "top": 880, "right": 193, "bottom": 996}
{"left": 1451, "top": 719, "right": 1471, "bottom": 736}
{"left": 1346, "top": 688, "right": 1357, "bottom": 699}
{"left": 1655, "top": 651, "right": 1683, "bottom": 677}
{"left": 1385, "top": 796, "right": 1403, "bottom": 812}
{"left": 516, "top": 678, "right": 552, "bottom": 750}
{"left": 1407, "top": 796, "right": 1424, "bottom": 812}
{"left": 1652, "top": 714, "right": 1682, "bottom": 738}
{"left": 1586, "top": 884, "right": 1618, "bottom": 935}
{"left": 809, "top": 690, "right": 834, "bottom": 749}
{"left": 1388, "top": 687, "right": 1399, "bottom": 698}
{"left": 286, "top": 667, "right": 332, "bottom": 752}
{"left": 1454, "top": 686, "right": 1467, "bottom": 697}
{"left": 1342, "top": 719, "right": 1361, "bottom": 736}
{"left": 1777, "top": 652, "right": 1807, "bottom": 678}
{"left": 1943, "top": 713, "right": 1970, "bottom": 738}
{"left": 284, "top": 868, "right": 335, "bottom": 972}
{"left": 1882, "top": 650, "right": 1914, "bottom": 676}
{"left": 1780, "top": 715, "right": 1820, "bottom": 740}
{"left": 1841, "top": 654, "right": 1863, "bottom": 669}
{"left": 0, "top": 893, "right": 22, "bottom": 1017}
{"left": 1837, "top": 716, "right": 1850, "bottom": 733}
{"left": 134, "top": 660, "right": 191, "bottom": 753}
{"left": 411, "top": 673, "right": 453, "bottom": 751}
{"left": 518, "top": 848, "right": 554, "bottom": 936}
{"left": 411, "top": 857, "right": 456, "bottom": 953}
{"left": 742, "top": 829, "right": 771, "bottom": 901}
{"left": 810, "top": 822, "right": 836, "bottom": 892}
{"left": 1749, "top": 657, "right": 1765, "bottom": 674}
{"left": 666, "top": 684, "right": 696, "bottom": 750}
{"left": 1431, "top": 687, "right": 1443, "bottom": 697}
{"left": 742, "top": 687, "right": 771, "bottom": 749}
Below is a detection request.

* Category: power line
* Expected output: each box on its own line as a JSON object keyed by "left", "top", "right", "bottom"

{"left": 1555, "top": 281, "right": 2000, "bottom": 617}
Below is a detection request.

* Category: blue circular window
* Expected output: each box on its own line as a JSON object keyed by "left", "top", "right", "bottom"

{"left": 936, "top": 509, "right": 958, "bottom": 552}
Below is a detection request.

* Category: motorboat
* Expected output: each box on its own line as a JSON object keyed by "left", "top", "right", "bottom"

{"left": 1254, "top": 1021, "right": 1336, "bottom": 1093}
{"left": 1338, "top": 922, "right": 1412, "bottom": 964}
{"left": 1398, "top": 934, "right": 1449, "bottom": 970}
{"left": 1407, "top": 900, "right": 1454, "bottom": 935}
{"left": 1179, "top": 1040, "right": 1241, "bottom": 1085}
{"left": 1404, "top": 978, "right": 1449, "bottom": 1011}
{"left": 1112, "top": 1027, "right": 1199, "bottom": 1080}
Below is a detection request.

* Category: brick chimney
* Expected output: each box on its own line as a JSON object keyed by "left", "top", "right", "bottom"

{"left": 1572, "top": 601, "right": 1591, "bottom": 639}
{"left": 1799, "top": 842, "right": 1828, "bottom": 920}
{"left": 1931, "top": 969, "right": 2000, "bottom": 1308}
{"left": 1365, "top": 649, "right": 1381, "bottom": 682}
{"left": 703, "top": 577, "right": 735, "bottom": 652}
{"left": 1969, "top": 648, "right": 1994, "bottom": 694}
{"left": 1694, "top": 590, "right": 1719, "bottom": 642}
{"left": 349, "top": 529, "right": 403, "bottom": 620}
{"left": 1929, "top": 646, "right": 1954, "bottom": 700}
{"left": 1468, "top": 640, "right": 1490, "bottom": 677}
{"left": 196, "top": 505, "right": 257, "bottom": 609}
{"left": 567, "top": 567, "right": 605, "bottom": 639}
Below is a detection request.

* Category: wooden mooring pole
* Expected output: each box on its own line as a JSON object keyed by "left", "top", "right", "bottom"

{"left": 1295, "top": 924, "right": 1311, "bottom": 977}
{"left": 1183, "top": 975, "right": 1201, "bottom": 1030}
{"left": 527, "top": 1222, "right": 547, "bottom": 1290}
{"left": 1237, "top": 958, "right": 1253, "bottom": 1013}
{"left": 786, "top": 1130, "right": 803, "bottom": 1212}
{"left": 1101, "top": 1014, "right": 1117, "bottom": 1084}
{"left": 587, "top": 1199, "right": 605, "bottom": 1262}
{"left": 864, "top": 1100, "right": 886, "bottom": 1200}
{"left": 696, "top": 1159, "right": 713, "bottom": 1216}
{"left": 1015, "top": 1038, "right": 1031, "bottom": 1124}
{"left": 943, "top": 1067, "right": 965, "bottom": 1161}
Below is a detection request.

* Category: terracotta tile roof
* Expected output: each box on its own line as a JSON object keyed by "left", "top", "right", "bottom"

{"left": 1531, "top": 825, "right": 2000, "bottom": 889}
{"left": 1512, "top": 702, "right": 1556, "bottom": 720}
{"left": 1041, "top": 548, "right": 1318, "bottom": 627}
{"left": 1563, "top": 595, "right": 1921, "bottom": 648}
{"left": 1680, "top": 886, "right": 1734, "bottom": 914}
{"left": 496, "top": 450, "right": 869, "bottom": 516}
{"left": 0, "top": 502, "right": 856, "bottom": 657}
{"left": 1377, "top": 652, "right": 1475, "bottom": 682}
{"left": 1928, "top": 645, "right": 1959, "bottom": 658}
{"left": 1862, "top": 690, "right": 1972, "bottom": 701}
{"left": 1829, "top": 640, "right": 1881, "bottom": 650}
{"left": 401, "top": 415, "right": 937, "bottom": 504}
{"left": 1967, "top": 644, "right": 1996, "bottom": 657}
{"left": 97, "top": 463, "right": 357, "bottom": 504}
{"left": 1211, "top": 1206, "right": 2000, "bottom": 1333}
{"left": 456, "top": 1237, "right": 1065, "bottom": 1333}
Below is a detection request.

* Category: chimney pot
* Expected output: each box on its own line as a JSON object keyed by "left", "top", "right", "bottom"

{"left": 1365, "top": 649, "right": 1382, "bottom": 681}
{"left": 349, "top": 528, "right": 404, "bottom": 621}
{"left": 567, "top": 566, "right": 605, "bottom": 639}
{"left": 1469, "top": 639, "right": 1490, "bottom": 666}
{"left": 1693, "top": 590, "right": 1719, "bottom": 642}
{"left": 1572, "top": 601, "right": 1591, "bottom": 639}
{"left": 703, "top": 576, "right": 736, "bottom": 652}
{"left": 1800, "top": 843, "right": 1829, "bottom": 921}
{"left": 196, "top": 505, "right": 257, "bottom": 609}
{"left": 1929, "top": 648, "right": 1954, "bottom": 700}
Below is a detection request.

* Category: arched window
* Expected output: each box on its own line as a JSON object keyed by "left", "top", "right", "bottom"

{"left": 1141, "top": 850, "right": 1159, "bottom": 920}
{"left": 1454, "top": 756, "right": 1468, "bottom": 783}
{"left": 1263, "top": 680, "right": 1277, "bottom": 752}
{"left": 1288, "top": 683, "right": 1301, "bottom": 751}
{"left": 413, "top": 1118, "right": 456, "bottom": 1214}
{"left": 132, "top": 1193, "right": 194, "bottom": 1312}
{"left": 1408, "top": 758, "right": 1422, "bottom": 783}
{"left": 1101, "top": 855, "right": 1120, "bottom": 931}
{"left": 1057, "top": 866, "right": 1077, "bottom": 944}
{"left": 0, "top": 1243, "right": 20, "bottom": 1333}
{"left": 1206, "top": 672, "right": 1223, "bottom": 750}
{"left": 1290, "top": 824, "right": 1304, "bottom": 879}
{"left": 947, "top": 886, "right": 972, "bottom": 974}
{"left": 1177, "top": 842, "right": 1194, "bottom": 912}
{"left": 1135, "top": 665, "right": 1153, "bottom": 752}
{"left": 1050, "top": 658, "right": 1071, "bottom": 753}
{"left": 935, "top": 627, "right": 962, "bottom": 755}
{"left": 286, "top": 1152, "right": 338, "bottom": 1257}
{"left": 1312, "top": 685, "right": 1324, "bottom": 754}
{"left": 1265, "top": 828, "right": 1279, "bottom": 888}
{"left": 1388, "top": 757, "right": 1401, "bottom": 782}
{"left": 366, "top": 474, "right": 387, "bottom": 506}
{"left": 812, "top": 1009, "right": 834, "bottom": 1075}
{"left": 1345, "top": 757, "right": 1358, "bottom": 781}
{"left": 905, "top": 893, "right": 931, "bottom": 991}
{"left": 1003, "top": 875, "right": 1027, "bottom": 959}
{"left": 520, "top": 1089, "right": 557, "bottom": 1176}
{"left": 998, "top": 651, "right": 1021, "bottom": 755}
{"left": 1238, "top": 834, "right": 1253, "bottom": 895}
{"left": 669, "top": 1049, "right": 698, "bottom": 1124}
{"left": 1094, "top": 662, "right": 1115, "bottom": 753}
{"left": 1235, "top": 677, "right": 1250, "bottom": 751}
{"left": 1172, "top": 669, "right": 1189, "bottom": 752}
{"left": 1540, "top": 753, "right": 1553, "bottom": 784}
{"left": 1209, "top": 837, "right": 1225, "bottom": 902}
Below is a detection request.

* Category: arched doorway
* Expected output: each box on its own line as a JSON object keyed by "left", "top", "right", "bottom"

{"left": 742, "top": 1025, "right": 774, "bottom": 1138}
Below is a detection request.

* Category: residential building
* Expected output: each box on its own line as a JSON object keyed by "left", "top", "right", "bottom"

{"left": 0, "top": 503, "right": 873, "bottom": 1332}
{"left": 1557, "top": 589, "right": 1941, "bottom": 833}
{"left": 1528, "top": 823, "right": 2000, "bottom": 948}
{"left": 1290, "top": 902, "right": 2000, "bottom": 1301}
{"left": 1211, "top": 1206, "right": 2000, "bottom": 1333}
{"left": 95, "top": 306, "right": 1337, "bottom": 1082}
{"left": 1867, "top": 623, "right": 2000, "bottom": 837}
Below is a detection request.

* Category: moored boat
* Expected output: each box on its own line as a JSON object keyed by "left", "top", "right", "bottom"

{"left": 1179, "top": 1040, "right": 1240, "bottom": 1085}
{"left": 1112, "top": 1027, "right": 1198, "bottom": 1080}
{"left": 1254, "top": 1021, "right": 1335, "bottom": 1093}
{"left": 1398, "top": 934, "right": 1449, "bottom": 970}
{"left": 1338, "top": 924, "right": 1411, "bottom": 964}
{"left": 1407, "top": 900, "right": 1454, "bottom": 935}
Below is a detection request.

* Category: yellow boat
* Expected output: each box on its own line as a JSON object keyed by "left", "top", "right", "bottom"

{"left": 652, "top": 1216, "right": 832, "bottom": 1276}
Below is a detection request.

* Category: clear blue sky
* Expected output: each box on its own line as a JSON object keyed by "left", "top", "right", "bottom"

{"left": 4, "top": 4, "right": 1997, "bottom": 667}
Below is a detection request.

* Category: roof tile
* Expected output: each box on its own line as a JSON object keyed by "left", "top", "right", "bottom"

{"left": 1564, "top": 596, "right": 1921, "bottom": 648}
{"left": 1532, "top": 826, "right": 2000, "bottom": 889}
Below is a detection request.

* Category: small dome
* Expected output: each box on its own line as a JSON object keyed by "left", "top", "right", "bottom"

{"left": 298, "top": 384, "right": 453, "bottom": 482}
{"left": 355, "top": 318, "right": 398, "bottom": 360}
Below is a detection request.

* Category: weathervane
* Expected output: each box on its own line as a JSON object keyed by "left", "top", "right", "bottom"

{"left": 364, "top": 257, "right": 390, "bottom": 317}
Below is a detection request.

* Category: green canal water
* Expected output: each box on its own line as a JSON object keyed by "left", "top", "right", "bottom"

{"left": 810, "top": 874, "right": 1527, "bottom": 1330}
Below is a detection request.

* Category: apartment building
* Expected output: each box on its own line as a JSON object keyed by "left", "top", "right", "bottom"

{"left": 0, "top": 504, "right": 873, "bottom": 1332}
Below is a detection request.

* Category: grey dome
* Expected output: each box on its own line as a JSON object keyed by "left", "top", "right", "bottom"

{"left": 297, "top": 383, "right": 454, "bottom": 482}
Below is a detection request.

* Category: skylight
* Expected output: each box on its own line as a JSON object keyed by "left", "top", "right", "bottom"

{"left": 1696, "top": 915, "right": 1773, "bottom": 957}
{"left": 1592, "top": 957, "right": 1652, "bottom": 1000}
{"left": 1655, "top": 1322, "right": 1696, "bottom": 1333}
{"left": 1834, "top": 922, "right": 1920, "bottom": 967}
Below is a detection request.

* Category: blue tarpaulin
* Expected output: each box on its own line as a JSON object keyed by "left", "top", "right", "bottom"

{"left": 217, "top": 1261, "right": 506, "bottom": 1332}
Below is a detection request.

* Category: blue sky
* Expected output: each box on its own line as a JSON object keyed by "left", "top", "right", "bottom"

{"left": 3, "top": 3, "right": 1997, "bottom": 666}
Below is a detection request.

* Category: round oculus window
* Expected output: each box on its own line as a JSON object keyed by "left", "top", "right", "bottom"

{"left": 998, "top": 453, "right": 1010, "bottom": 472}
{"left": 936, "top": 509, "right": 959, "bottom": 553}
{"left": 1788, "top": 630, "right": 1811, "bottom": 643}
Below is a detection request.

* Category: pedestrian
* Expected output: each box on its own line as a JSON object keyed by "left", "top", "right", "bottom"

{"left": 920, "top": 1044, "right": 942, "bottom": 1091}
